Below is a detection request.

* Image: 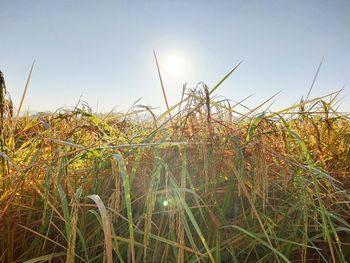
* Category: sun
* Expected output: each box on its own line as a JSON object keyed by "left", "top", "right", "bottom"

{"left": 162, "top": 50, "right": 188, "bottom": 77}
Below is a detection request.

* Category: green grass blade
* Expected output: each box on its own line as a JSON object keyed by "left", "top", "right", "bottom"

{"left": 209, "top": 61, "right": 242, "bottom": 95}
{"left": 113, "top": 153, "right": 136, "bottom": 263}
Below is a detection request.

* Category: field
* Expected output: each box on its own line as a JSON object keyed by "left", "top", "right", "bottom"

{"left": 1, "top": 69, "right": 350, "bottom": 262}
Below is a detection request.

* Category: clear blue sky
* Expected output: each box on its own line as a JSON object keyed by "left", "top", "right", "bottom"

{"left": 1, "top": 0, "right": 349, "bottom": 112}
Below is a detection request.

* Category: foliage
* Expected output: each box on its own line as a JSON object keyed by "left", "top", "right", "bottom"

{"left": 0, "top": 72, "right": 350, "bottom": 262}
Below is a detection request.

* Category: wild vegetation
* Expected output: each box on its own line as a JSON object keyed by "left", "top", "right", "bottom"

{"left": 0, "top": 67, "right": 350, "bottom": 262}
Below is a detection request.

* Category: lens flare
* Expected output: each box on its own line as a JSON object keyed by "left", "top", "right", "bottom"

{"left": 162, "top": 199, "right": 169, "bottom": 207}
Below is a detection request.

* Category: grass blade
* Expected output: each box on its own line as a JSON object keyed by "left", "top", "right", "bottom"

{"left": 113, "top": 153, "right": 136, "bottom": 263}
{"left": 87, "top": 195, "right": 113, "bottom": 263}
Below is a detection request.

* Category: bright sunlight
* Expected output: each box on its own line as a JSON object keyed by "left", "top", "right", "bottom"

{"left": 162, "top": 50, "right": 189, "bottom": 78}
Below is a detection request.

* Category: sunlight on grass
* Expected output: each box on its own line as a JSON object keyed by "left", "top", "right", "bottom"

{"left": 0, "top": 69, "right": 350, "bottom": 262}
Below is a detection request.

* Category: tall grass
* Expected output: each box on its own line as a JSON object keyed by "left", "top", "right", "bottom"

{"left": 0, "top": 70, "right": 350, "bottom": 262}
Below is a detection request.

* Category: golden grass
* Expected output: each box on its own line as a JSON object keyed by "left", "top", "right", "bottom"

{"left": 0, "top": 71, "right": 350, "bottom": 262}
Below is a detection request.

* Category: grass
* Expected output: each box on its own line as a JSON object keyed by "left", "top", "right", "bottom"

{"left": 0, "top": 68, "right": 350, "bottom": 262}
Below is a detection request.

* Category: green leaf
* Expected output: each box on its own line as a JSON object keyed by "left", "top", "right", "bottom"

{"left": 209, "top": 61, "right": 242, "bottom": 95}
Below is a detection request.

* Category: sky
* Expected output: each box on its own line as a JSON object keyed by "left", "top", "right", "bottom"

{"left": 1, "top": 0, "right": 349, "bottom": 113}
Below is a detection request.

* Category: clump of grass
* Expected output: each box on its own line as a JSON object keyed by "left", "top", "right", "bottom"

{"left": 0, "top": 69, "right": 350, "bottom": 262}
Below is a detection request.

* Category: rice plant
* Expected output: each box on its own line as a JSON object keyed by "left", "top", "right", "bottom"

{"left": 0, "top": 69, "right": 349, "bottom": 262}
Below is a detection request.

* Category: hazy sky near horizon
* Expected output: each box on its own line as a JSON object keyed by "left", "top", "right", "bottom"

{"left": 1, "top": 0, "right": 350, "bottom": 112}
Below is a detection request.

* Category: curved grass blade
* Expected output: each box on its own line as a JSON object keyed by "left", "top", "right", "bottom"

{"left": 246, "top": 113, "right": 265, "bottom": 142}
{"left": 87, "top": 195, "right": 113, "bottom": 263}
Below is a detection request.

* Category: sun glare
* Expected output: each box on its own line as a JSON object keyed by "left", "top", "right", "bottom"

{"left": 162, "top": 51, "right": 188, "bottom": 77}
